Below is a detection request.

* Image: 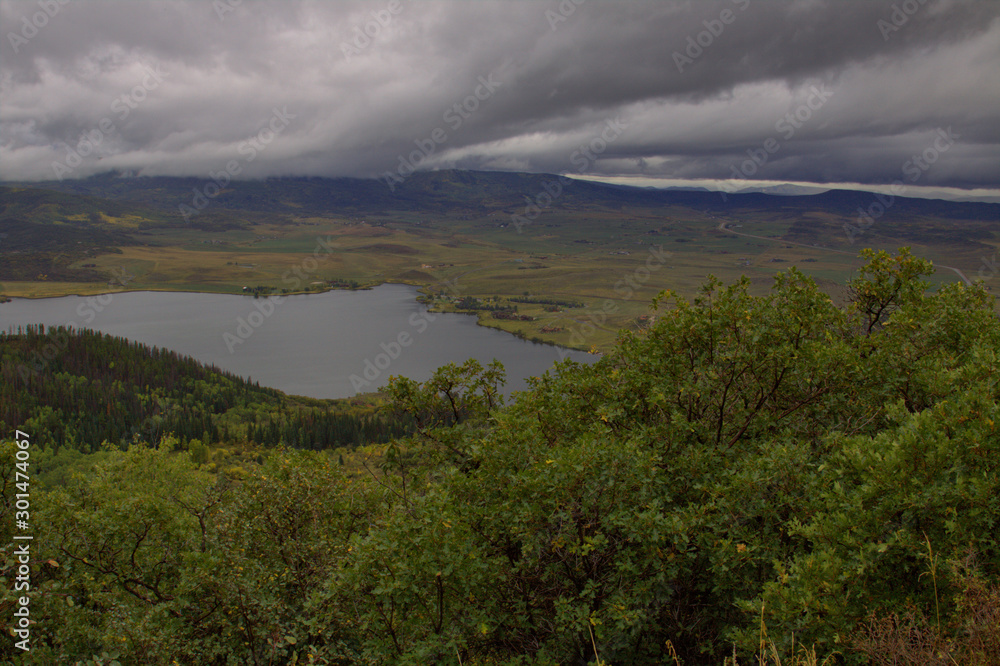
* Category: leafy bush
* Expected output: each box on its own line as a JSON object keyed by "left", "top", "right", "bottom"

{"left": 3, "top": 249, "right": 998, "bottom": 664}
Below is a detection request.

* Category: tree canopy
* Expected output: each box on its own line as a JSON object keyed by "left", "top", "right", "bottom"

{"left": 2, "top": 249, "right": 998, "bottom": 665}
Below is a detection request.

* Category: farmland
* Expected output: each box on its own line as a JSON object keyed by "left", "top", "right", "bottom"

{"left": 2, "top": 171, "right": 997, "bottom": 350}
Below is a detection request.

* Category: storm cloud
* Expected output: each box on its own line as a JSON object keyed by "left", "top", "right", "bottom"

{"left": 2, "top": 0, "right": 998, "bottom": 193}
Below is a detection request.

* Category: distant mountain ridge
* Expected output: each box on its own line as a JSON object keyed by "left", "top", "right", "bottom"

{"left": 4, "top": 169, "right": 998, "bottom": 222}
{"left": 2, "top": 170, "right": 997, "bottom": 288}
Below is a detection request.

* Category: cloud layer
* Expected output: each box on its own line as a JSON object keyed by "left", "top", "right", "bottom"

{"left": 2, "top": 0, "right": 998, "bottom": 191}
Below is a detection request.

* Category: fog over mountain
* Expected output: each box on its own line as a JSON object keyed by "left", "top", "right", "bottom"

{"left": 2, "top": 0, "right": 998, "bottom": 195}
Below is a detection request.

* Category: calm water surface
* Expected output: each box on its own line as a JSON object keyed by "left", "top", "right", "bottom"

{"left": 0, "top": 284, "right": 596, "bottom": 399}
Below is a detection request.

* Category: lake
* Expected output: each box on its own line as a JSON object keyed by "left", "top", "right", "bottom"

{"left": 0, "top": 284, "right": 596, "bottom": 399}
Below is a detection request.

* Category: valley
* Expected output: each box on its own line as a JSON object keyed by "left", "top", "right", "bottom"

{"left": 2, "top": 170, "right": 998, "bottom": 351}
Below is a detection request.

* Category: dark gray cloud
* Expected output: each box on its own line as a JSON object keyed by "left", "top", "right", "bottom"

{"left": 2, "top": 0, "right": 998, "bottom": 193}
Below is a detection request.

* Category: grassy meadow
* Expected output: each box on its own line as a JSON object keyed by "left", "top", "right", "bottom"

{"left": 2, "top": 175, "right": 997, "bottom": 351}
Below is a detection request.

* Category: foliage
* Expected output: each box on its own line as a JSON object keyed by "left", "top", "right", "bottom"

{"left": 3, "top": 444, "right": 375, "bottom": 665}
{"left": 0, "top": 326, "right": 414, "bottom": 459}
{"left": 852, "top": 557, "right": 1000, "bottom": 665}
{"left": 2, "top": 248, "right": 998, "bottom": 664}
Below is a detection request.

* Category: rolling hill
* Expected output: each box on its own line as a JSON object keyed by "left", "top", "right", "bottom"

{"left": 2, "top": 171, "right": 998, "bottom": 348}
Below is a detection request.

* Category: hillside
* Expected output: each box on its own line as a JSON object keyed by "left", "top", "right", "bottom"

{"left": 2, "top": 250, "right": 998, "bottom": 664}
{"left": 0, "top": 325, "right": 412, "bottom": 457}
{"left": 8, "top": 170, "right": 1000, "bottom": 223}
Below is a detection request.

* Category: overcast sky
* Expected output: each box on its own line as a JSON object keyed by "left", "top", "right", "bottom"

{"left": 2, "top": 0, "right": 998, "bottom": 197}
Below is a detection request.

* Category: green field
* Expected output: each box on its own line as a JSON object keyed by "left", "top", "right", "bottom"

{"left": 2, "top": 173, "right": 997, "bottom": 351}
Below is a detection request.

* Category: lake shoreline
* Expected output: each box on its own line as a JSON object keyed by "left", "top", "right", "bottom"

{"left": 0, "top": 281, "right": 600, "bottom": 354}
{"left": 0, "top": 285, "right": 597, "bottom": 400}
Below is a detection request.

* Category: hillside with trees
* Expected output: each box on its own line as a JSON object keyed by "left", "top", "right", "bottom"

{"left": 0, "top": 326, "right": 414, "bottom": 455}
{"left": 2, "top": 249, "right": 998, "bottom": 664}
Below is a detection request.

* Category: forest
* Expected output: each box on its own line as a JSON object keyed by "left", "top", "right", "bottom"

{"left": 1, "top": 249, "right": 998, "bottom": 665}
{"left": 0, "top": 326, "right": 414, "bottom": 456}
